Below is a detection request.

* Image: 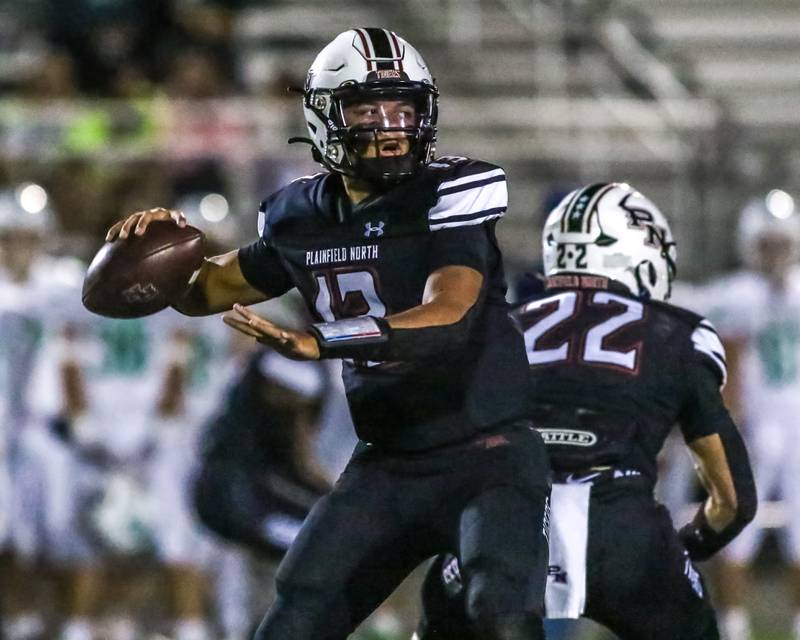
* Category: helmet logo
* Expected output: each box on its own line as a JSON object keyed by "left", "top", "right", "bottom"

{"left": 620, "top": 194, "right": 669, "bottom": 250}
{"left": 364, "top": 221, "right": 385, "bottom": 237}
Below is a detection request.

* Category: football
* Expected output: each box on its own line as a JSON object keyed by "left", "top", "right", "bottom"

{"left": 82, "top": 221, "right": 205, "bottom": 318}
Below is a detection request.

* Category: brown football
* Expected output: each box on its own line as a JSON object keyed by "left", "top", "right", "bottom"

{"left": 82, "top": 221, "right": 205, "bottom": 318}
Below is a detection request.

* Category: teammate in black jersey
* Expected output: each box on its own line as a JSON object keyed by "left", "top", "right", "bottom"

{"left": 106, "top": 29, "right": 550, "bottom": 640}
{"left": 194, "top": 349, "right": 330, "bottom": 558}
{"left": 416, "top": 183, "right": 758, "bottom": 640}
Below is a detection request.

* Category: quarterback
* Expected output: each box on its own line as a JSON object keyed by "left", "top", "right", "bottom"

{"left": 107, "top": 29, "right": 551, "bottom": 640}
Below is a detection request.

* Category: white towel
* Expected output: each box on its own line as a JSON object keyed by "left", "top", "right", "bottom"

{"left": 545, "top": 483, "right": 592, "bottom": 619}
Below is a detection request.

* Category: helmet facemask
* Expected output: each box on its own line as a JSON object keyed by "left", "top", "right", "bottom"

{"left": 304, "top": 80, "right": 438, "bottom": 185}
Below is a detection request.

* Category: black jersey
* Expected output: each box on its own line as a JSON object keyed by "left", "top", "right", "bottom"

{"left": 237, "top": 157, "right": 530, "bottom": 451}
{"left": 511, "top": 274, "right": 729, "bottom": 479}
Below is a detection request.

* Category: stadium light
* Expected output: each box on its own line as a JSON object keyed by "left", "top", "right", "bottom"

{"left": 15, "top": 183, "right": 48, "bottom": 214}
{"left": 765, "top": 188, "right": 794, "bottom": 219}
{"left": 199, "top": 193, "right": 229, "bottom": 222}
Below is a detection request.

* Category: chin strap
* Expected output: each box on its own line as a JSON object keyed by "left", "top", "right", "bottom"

{"left": 288, "top": 137, "right": 324, "bottom": 164}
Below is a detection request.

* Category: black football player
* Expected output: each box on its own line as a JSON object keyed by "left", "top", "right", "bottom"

{"left": 193, "top": 349, "right": 330, "bottom": 559}
{"left": 416, "top": 183, "right": 757, "bottom": 640}
{"left": 106, "top": 28, "right": 551, "bottom": 640}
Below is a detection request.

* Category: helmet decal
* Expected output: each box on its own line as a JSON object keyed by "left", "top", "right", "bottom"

{"left": 352, "top": 28, "right": 405, "bottom": 73}
{"left": 561, "top": 183, "right": 615, "bottom": 234}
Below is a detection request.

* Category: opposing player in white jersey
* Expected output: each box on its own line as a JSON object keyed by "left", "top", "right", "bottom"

{"left": 146, "top": 194, "right": 243, "bottom": 640}
{"left": 0, "top": 187, "right": 85, "bottom": 640}
{"left": 699, "top": 191, "right": 800, "bottom": 640}
{"left": 29, "top": 257, "right": 234, "bottom": 640}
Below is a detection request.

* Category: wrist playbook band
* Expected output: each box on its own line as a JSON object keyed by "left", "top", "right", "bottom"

{"left": 310, "top": 316, "right": 390, "bottom": 360}
{"left": 310, "top": 309, "right": 476, "bottom": 362}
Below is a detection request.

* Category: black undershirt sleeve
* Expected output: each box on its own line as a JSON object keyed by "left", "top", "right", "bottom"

{"left": 237, "top": 238, "right": 293, "bottom": 298}
{"left": 677, "top": 361, "right": 757, "bottom": 560}
{"left": 426, "top": 223, "right": 495, "bottom": 275}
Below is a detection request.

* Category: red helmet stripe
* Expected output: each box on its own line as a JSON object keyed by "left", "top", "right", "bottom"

{"left": 389, "top": 31, "right": 404, "bottom": 72}
{"left": 354, "top": 28, "right": 374, "bottom": 70}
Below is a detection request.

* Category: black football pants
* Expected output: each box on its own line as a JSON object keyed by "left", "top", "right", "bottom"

{"left": 418, "top": 480, "right": 720, "bottom": 640}
{"left": 253, "top": 423, "right": 551, "bottom": 640}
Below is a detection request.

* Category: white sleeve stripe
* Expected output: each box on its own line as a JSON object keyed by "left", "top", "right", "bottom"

{"left": 438, "top": 173, "right": 506, "bottom": 197}
{"left": 691, "top": 324, "right": 728, "bottom": 387}
{"left": 437, "top": 168, "right": 505, "bottom": 192}
{"left": 707, "top": 352, "right": 728, "bottom": 387}
{"left": 429, "top": 180, "right": 507, "bottom": 221}
{"left": 693, "top": 325, "right": 726, "bottom": 358}
{"left": 430, "top": 211, "right": 504, "bottom": 231}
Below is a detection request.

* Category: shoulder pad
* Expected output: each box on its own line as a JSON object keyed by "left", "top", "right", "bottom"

{"left": 651, "top": 301, "right": 727, "bottom": 388}
{"left": 426, "top": 157, "right": 507, "bottom": 231}
{"left": 650, "top": 299, "right": 705, "bottom": 327}
{"left": 427, "top": 156, "right": 501, "bottom": 178}
{"left": 691, "top": 318, "right": 728, "bottom": 389}
{"left": 256, "top": 173, "right": 327, "bottom": 240}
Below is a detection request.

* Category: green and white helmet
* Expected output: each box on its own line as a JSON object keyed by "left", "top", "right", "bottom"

{"left": 542, "top": 182, "right": 677, "bottom": 301}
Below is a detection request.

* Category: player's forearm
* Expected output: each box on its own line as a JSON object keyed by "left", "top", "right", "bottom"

{"left": 172, "top": 253, "right": 269, "bottom": 316}
{"left": 171, "top": 262, "right": 217, "bottom": 316}
{"left": 703, "top": 495, "right": 737, "bottom": 531}
{"left": 387, "top": 298, "right": 474, "bottom": 330}
{"left": 690, "top": 434, "right": 739, "bottom": 531}
{"left": 310, "top": 265, "right": 484, "bottom": 361}
{"left": 679, "top": 422, "right": 757, "bottom": 560}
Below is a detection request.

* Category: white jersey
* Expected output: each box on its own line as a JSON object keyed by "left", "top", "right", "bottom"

{"left": 0, "top": 258, "right": 82, "bottom": 438}
{"left": 699, "top": 267, "right": 800, "bottom": 426}
{"left": 170, "top": 310, "right": 237, "bottom": 426}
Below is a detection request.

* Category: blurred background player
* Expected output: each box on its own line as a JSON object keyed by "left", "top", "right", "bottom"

{"left": 417, "top": 183, "right": 756, "bottom": 640}
{"left": 145, "top": 194, "right": 243, "bottom": 640}
{"left": 695, "top": 191, "right": 800, "bottom": 640}
{"left": 0, "top": 186, "right": 83, "bottom": 640}
{"left": 193, "top": 347, "right": 329, "bottom": 639}
{"left": 27, "top": 234, "right": 235, "bottom": 640}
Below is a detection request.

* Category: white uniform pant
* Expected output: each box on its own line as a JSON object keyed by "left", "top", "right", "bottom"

{"left": 725, "top": 420, "right": 800, "bottom": 563}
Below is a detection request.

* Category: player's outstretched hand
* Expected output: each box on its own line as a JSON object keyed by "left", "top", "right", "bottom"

{"left": 224, "top": 303, "right": 321, "bottom": 361}
{"left": 105, "top": 207, "right": 187, "bottom": 242}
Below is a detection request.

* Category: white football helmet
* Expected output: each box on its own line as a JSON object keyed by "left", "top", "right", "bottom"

{"left": 301, "top": 28, "right": 438, "bottom": 184}
{"left": 737, "top": 189, "right": 800, "bottom": 269}
{"left": 542, "top": 183, "right": 677, "bottom": 301}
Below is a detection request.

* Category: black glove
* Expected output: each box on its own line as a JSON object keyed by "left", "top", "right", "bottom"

{"left": 678, "top": 508, "right": 731, "bottom": 562}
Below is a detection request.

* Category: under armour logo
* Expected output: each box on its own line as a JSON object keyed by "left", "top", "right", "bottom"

{"left": 364, "top": 221, "right": 385, "bottom": 237}
{"left": 122, "top": 282, "right": 159, "bottom": 303}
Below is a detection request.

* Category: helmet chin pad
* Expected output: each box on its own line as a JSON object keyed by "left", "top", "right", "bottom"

{"left": 353, "top": 154, "right": 418, "bottom": 185}
{"left": 339, "top": 127, "right": 426, "bottom": 184}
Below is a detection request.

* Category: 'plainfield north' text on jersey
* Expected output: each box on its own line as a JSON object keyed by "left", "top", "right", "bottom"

{"left": 511, "top": 275, "right": 728, "bottom": 479}
{"left": 238, "top": 157, "right": 530, "bottom": 451}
